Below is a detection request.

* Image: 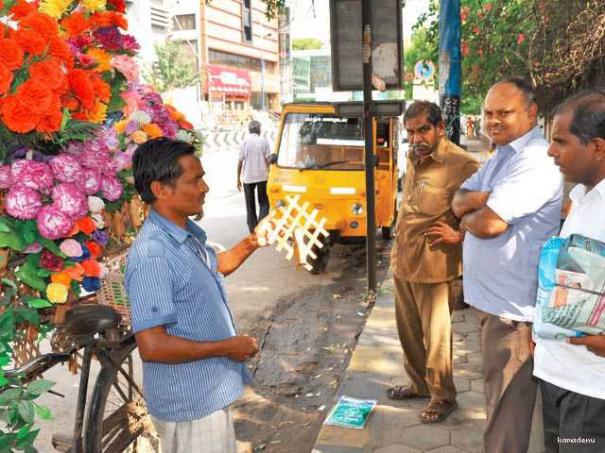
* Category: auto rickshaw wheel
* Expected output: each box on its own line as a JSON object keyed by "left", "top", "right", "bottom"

{"left": 309, "top": 240, "right": 330, "bottom": 274}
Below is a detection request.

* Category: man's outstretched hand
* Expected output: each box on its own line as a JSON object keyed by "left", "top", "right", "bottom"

{"left": 568, "top": 335, "right": 605, "bottom": 357}
{"left": 223, "top": 335, "right": 259, "bottom": 362}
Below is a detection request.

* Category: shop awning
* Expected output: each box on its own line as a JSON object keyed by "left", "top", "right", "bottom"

{"left": 207, "top": 65, "right": 251, "bottom": 97}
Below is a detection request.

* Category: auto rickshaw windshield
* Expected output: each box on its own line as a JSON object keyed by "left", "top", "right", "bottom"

{"left": 277, "top": 113, "right": 366, "bottom": 170}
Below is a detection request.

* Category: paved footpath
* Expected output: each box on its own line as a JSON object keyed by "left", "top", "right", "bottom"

{"left": 313, "top": 138, "right": 546, "bottom": 453}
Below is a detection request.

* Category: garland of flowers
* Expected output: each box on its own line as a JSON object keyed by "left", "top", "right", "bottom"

{"left": 0, "top": 1, "right": 201, "bottom": 449}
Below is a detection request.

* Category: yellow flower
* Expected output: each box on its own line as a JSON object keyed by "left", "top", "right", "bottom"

{"left": 46, "top": 283, "right": 69, "bottom": 304}
{"left": 39, "top": 0, "right": 73, "bottom": 18}
{"left": 142, "top": 123, "right": 163, "bottom": 139}
{"left": 82, "top": 0, "right": 106, "bottom": 12}
{"left": 87, "top": 101, "right": 108, "bottom": 124}
{"left": 87, "top": 48, "right": 112, "bottom": 72}
{"left": 114, "top": 119, "right": 128, "bottom": 134}
{"left": 131, "top": 130, "right": 149, "bottom": 144}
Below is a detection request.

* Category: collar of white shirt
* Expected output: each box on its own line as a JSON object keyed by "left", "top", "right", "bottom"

{"left": 569, "top": 178, "right": 605, "bottom": 204}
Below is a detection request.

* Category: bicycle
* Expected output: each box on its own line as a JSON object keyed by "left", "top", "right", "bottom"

{"left": 4, "top": 303, "right": 157, "bottom": 452}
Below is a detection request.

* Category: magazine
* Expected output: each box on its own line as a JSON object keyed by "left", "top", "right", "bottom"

{"left": 324, "top": 396, "right": 377, "bottom": 430}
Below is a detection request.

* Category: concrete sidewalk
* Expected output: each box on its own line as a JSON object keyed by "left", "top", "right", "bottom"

{"left": 312, "top": 276, "right": 544, "bottom": 453}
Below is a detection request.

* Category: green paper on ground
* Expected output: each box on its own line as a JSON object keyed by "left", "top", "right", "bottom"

{"left": 324, "top": 396, "right": 377, "bottom": 429}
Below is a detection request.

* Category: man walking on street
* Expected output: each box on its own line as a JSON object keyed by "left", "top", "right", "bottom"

{"left": 126, "top": 138, "right": 271, "bottom": 452}
{"left": 388, "top": 101, "right": 479, "bottom": 423}
{"left": 237, "top": 120, "right": 272, "bottom": 233}
{"left": 452, "top": 77, "right": 563, "bottom": 453}
{"left": 534, "top": 90, "right": 605, "bottom": 452}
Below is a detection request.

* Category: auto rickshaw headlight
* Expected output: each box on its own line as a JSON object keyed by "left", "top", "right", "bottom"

{"left": 352, "top": 203, "right": 364, "bottom": 215}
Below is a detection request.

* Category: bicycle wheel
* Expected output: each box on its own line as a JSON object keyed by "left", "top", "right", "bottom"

{"left": 84, "top": 336, "right": 158, "bottom": 452}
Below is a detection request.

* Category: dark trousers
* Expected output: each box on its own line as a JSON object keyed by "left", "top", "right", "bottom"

{"left": 243, "top": 181, "right": 269, "bottom": 233}
{"left": 541, "top": 379, "right": 605, "bottom": 453}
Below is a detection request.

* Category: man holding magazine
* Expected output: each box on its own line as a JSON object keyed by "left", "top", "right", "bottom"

{"left": 534, "top": 89, "right": 605, "bottom": 452}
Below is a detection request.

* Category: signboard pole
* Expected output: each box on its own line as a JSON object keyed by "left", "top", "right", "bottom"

{"left": 438, "top": 0, "right": 462, "bottom": 145}
{"left": 362, "top": 0, "right": 377, "bottom": 294}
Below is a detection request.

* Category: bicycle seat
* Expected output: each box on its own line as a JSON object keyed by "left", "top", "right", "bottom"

{"left": 64, "top": 305, "right": 121, "bottom": 338}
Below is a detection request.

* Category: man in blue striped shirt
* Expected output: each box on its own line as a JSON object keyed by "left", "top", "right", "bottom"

{"left": 125, "top": 138, "right": 269, "bottom": 453}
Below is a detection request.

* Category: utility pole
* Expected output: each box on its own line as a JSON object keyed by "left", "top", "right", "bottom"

{"left": 361, "top": 0, "right": 377, "bottom": 293}
{"left": 438, "top": 0, "right": 462, "bottom": 145}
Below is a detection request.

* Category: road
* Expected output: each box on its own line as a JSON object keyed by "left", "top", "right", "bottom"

{"left": 33, "top": 141, "right": 391, "bottom": 452}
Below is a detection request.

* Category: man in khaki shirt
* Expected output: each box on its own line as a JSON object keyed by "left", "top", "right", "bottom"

{"left": 388, "top": 101, "right": 479, "bottom": 423}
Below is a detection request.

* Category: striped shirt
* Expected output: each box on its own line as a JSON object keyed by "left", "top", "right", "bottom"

{"left": 125, "top": 209, "right": 251, "bottom": 422}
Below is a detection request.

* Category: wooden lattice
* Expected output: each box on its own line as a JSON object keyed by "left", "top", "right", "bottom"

{"left": 260, "top": 194, "right": 329, "bottom": 271}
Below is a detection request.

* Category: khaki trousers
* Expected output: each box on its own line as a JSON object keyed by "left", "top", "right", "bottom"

{"left": 151, "top": 408, "right": 237, "bottom": 453}
{"left": 393, "top": 278, "right": 456, "bottom": 402}
{"left": 478, "top": 311, "right": 538, "bottom": 453}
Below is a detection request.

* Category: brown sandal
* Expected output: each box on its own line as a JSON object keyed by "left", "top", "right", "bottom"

{"left": 386, "top": 385, "right": 430, "bottom": 400}
{"left": 419, "top": 399, "right": 458, "bottom": 423}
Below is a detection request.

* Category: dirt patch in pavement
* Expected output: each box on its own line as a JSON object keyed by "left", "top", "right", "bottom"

{"left": 233, "top": 241, "right": 392, "bottom": 453}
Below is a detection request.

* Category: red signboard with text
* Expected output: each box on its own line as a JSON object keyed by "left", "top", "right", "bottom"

{"left": 206, "top": 65, "right": 251, "bottom": 98}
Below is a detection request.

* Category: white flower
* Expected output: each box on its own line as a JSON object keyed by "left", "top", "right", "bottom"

{"left": 88, "top": 196, "right": 105, "bottom": 214}
{"left": 176, "top": 130, "right": 194, "bottom": 144}
{"left": 91, "top": 213, "right": 105, "bottom": 229}
{"left": 130, "top": 111, "right": 151, "bottom": 125}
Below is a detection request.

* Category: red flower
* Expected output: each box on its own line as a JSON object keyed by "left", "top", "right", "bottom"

{"left": 68, "top": 69, "right": 95, "bottom": 110}
{"left": 37, "top": 96, "right": 63, "bottom": 133}
{"left": 15, "top": 79, "right": 54, "bottom": 115}
{"left": 40, "top": 249, "right": 64, "bottom": 272}
{"left": 0, "top": 39, "right": 25, "bottom": 70}
{"left": 85, "top": 240, "right": 102, "bottom": 258}
{"left": 49, "top": 37, "right": 74, "bottom": 68}
{"left": 0, "top": 63, "right": 13, "bottom": 95}
{"left": 81, "top": 259, "right": 101, "bottom": 278}
{"left": 61, "top": 12, "right": 90, "bottom": 37}
{"left": 107, "top": 0, "right": 126, "bottom": 13}
{"left": 1, "top": 95, "right": 42, "bottom": 133}
{"left": 10, "top": 28, "right": 47, "bottom": 56}
{"left": 30, "top": 58, "right": 68, "bottom": 92}
{"left": 76, "top": 217, "right": 97, "bottom": 235}
{"left": 20, "top": 12, "right": 60, "bottom": 40}
{"left": 9, "top": 0, "right": 37, "bottom": 19}
{"left": 517, "top": 33, "right": 525, "bottom": 45}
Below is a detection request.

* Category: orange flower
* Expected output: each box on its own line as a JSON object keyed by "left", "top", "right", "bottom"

{"left": 1, "top": 95, "right": 41, "bottom": 133}
{"left": 37, "top": 97, "right": 63, "bottom": 133}
{"left": 76, "top": 217, "right": 97, "bottom": 235}
{"left": 10, "top": 28, "right": 47, "bottom": 56}
{"left": 15, "top": 79, "right": 54, "bottom": 115}
{"left": 89, "top": 74, "right": 111, "bottom": 102}
{"left": 89, "top": 11, "right": 128, "bottom": 30}
{"left": 65, "top": 263, "right": 85, "bottom": 282}
{"left": 143, "top": 123, "right": 163, "bottom": 139}
{"left": 0, "top": 63, "right": 13, "bottom": 96}
{"left": 9, "top": 0, "right": 38, "bottom": 19}
{"left": 60, "top": 11, "right": 90, "bottom": 37}
{"left": 0, "top": 39, "right": 25, "bottom": 70}
{"left": 81, "top": 259, "right": 101, "bottom": 278}
{"left": 113, "top": 119, "right": 127, "bottom": 134}
{"left": 68, "top": 69, "right": 95, "bottom": 110}
{"left": 51, "top": 271, "right": 72, "bottom": 286}
{"left": 165, "top": 105, "right": 183, "bottom": 121}
{"left": 85, "top": 241, "right": 102, "bottom": 258}
{"left": 87, "top": 49, "right": 112, "bottom": 72}
{"left": 86, "top": 99, "right": 108, "bottom": 124}
{"left": 20, "top": 12, "right": 60, "bottom": 40}
{"left": 29, "top": 58, "right": 68, "bottom": 92}
{"left": 48, "top": 37, "right": 74, "bottom": 68}
{"left": 179, "top": 120, "right": 193, "bottom": 130}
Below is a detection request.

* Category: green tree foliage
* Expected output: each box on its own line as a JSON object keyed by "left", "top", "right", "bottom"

{"left": 410, "top": 0, "right": 605, "bottom": 114}
{"left": 144, "top": 41, "right": 199, "bottom": 93}
{"left": 293, "top": 38, "right": 323, "bottom": 50}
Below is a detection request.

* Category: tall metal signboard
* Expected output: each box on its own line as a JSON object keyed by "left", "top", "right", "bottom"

{"left": 439, "top": 0, "right": 462, "bottom": 145}
{"left": 329, "top": 0, "right": 403, "bottom": 293}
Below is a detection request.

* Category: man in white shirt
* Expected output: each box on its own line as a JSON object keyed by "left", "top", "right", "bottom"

{"left": 237, "top": 120, "right": 272, "bottom": 232}
{"left": 535, "top": 89, "right": 605, "bottom": 452}
{"left": 452, "top": 77, "right": 563, "bottom": 453}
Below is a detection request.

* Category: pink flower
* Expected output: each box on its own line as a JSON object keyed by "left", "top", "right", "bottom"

{"left": 52, "top": 183, "right": 88, "bottom": 219}
{"left": 37, "top": 205, "right": 75, "bottom": 240}
{"left": 11, "top": 160, "right": 54, "bottom": 191}
{"left": 112, "top": 55, "right": 139, "bottom": 83}
{"left": 78, "top": 168, "right": 102, "bottom": 195}
{"left": 51, "top": 155, "right": 83, "bottom": 183}
{"left": 0, "top": 165, "right": 12, "bottom": 189}
{"left": 24, "top": 243, "right": 43, "bottom": 254}
{"left": 101, "top": 177, "right": 123, "bottom": 201}
{"left": 79, "top": 150, "right": 112, "bottom": 173}
{"left": 5, "top": 187, "right": 43, "bottom": 219}
{"left": 111, "top": 152, "right": 132, "bottom": 171}
{"left": 59, "top": 238, "right": 83, "bottom": 258}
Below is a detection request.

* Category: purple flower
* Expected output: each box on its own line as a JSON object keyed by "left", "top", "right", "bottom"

{"left": 11, "top": 160, "right": 54, "bottom": 191}
{"left": 0, "top": 165, "right": 12, "bottom": 189}
{"left": 82, "top": 276, "right": 101, "bottom": 292}
{"left": 78, "top": 169, "right": 103, "bottom": 195}
{"left": 94, "top": 27, "right": 123, "bottom": 51}
{"left": 125, "top": 120, "right": 138, "bottom": 135}
{"left": 51, "top": 155, "right": 83, "bottom": 183}
{"left": 23, "top": 242, "right": 43, "bottom": 254}
{"left": 37, "top": 205, "right": 75, "bottom": 240}
{"left": 101, "top": 177, "right": 123, "bottom": 202}
{"left": 91, "top": 229, "right": 109, "bottom": 246}
{"left": 5, "top": 187, "right": 43, "bottom": 219}
{"left": 52, "top": 183, "right": 88, "bottom": 219}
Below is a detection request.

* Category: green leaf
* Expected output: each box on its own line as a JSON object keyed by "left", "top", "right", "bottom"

{"left": 0, "top": 388, "right": 22, "bottom": 404}
{"left": 17, "top": 400, "right": 35, "bottom": 424}
{"left": 34, "top": 404, "right": 53, "bottom": 421}
{"left": 24, "top": 298, "right": 52, "bottom": 309}
{"left": 0, "top": 373, "right": 8, "bottom": 387}
{"left": 0, "top": 231, "right": 25, "bottom": 251}
{"left": 24, "top": 380, "right": 54, "bottom": 398}
{"left": 14, "top": 308, "right": 40, "bottom": 326}
{"left": 38, "top": 237, "right": 66, "bottom": 258}
{"left": 15, "top": 427, "right": 39, "bottom": 448}
{"left": 15, "top": 262, "right": 47, "bottom": 293}
{"left": 36, "top": 269, "right": 51, "bottom": 278}
{"left": 1, "top": 279, "right": 17, "bottom": 290}
{"left": 0, "top": 218, "right": 12, "bottom": 233}
{"left": 17, "top": 424, "right": 30, "bottom": 439}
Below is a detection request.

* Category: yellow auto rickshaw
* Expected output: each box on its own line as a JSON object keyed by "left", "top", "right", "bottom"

{"left": 267, "top": 102, "right": 402, "bottom": 272}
